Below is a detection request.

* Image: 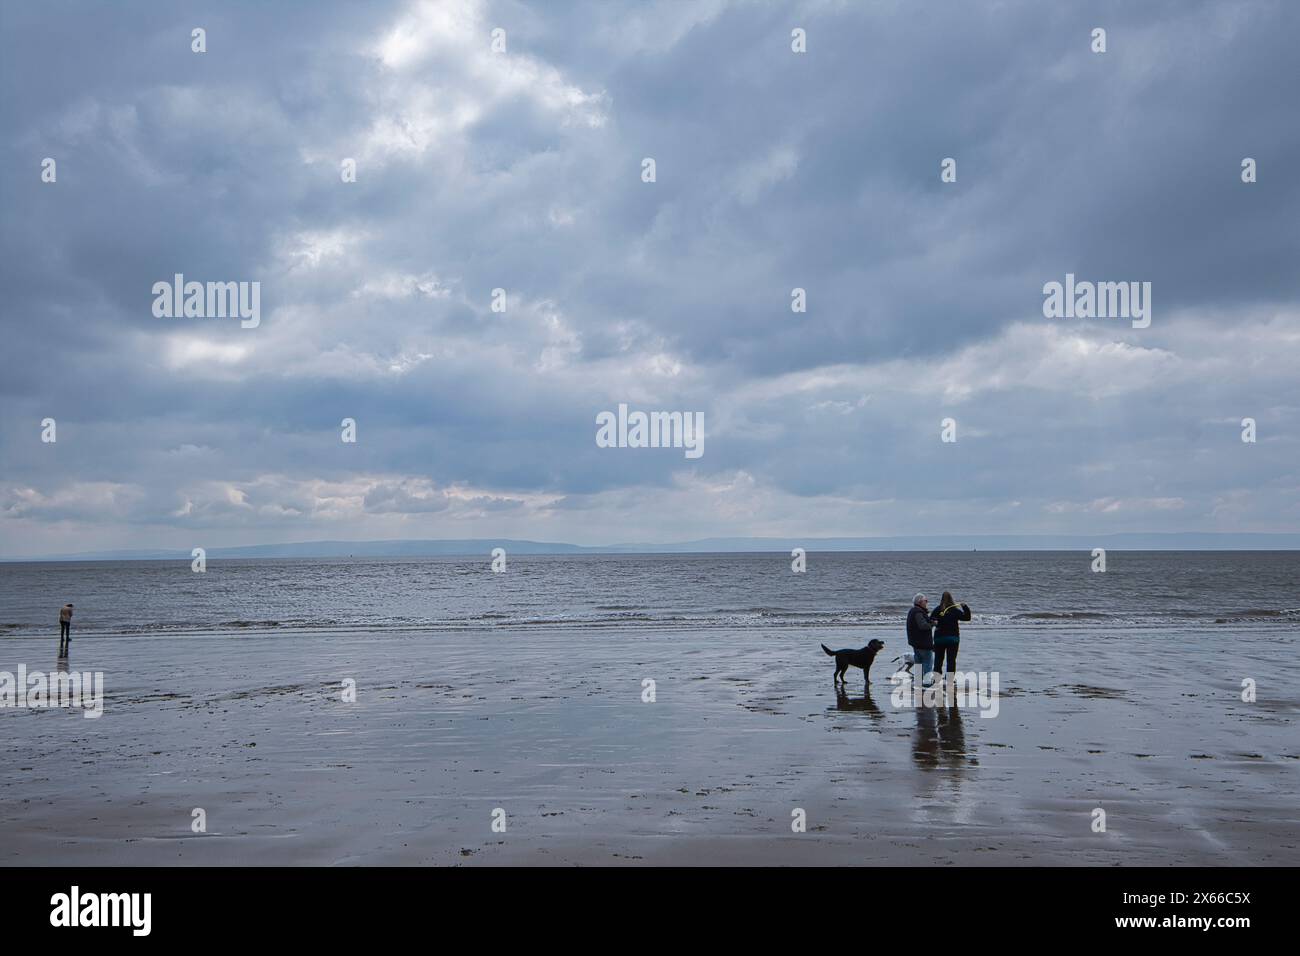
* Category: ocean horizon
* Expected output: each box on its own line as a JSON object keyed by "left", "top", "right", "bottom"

{"left": 4, "top": 550, "right": 1297, "bottom": 641}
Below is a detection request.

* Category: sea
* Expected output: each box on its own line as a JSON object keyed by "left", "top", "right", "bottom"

{"left": 2, "top": 550, "right": 1297, "bottom": 640}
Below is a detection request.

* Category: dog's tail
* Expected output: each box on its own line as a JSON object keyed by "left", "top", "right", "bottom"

{"left": 821, "top": 643, "right": 835, "bottom": 656}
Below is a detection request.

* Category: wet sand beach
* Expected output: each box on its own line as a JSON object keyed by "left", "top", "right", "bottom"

{"left": 2, "top": 625, "right": 1295, "bottom": 865}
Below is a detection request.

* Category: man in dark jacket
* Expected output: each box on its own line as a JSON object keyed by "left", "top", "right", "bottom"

{"left": 906, "top": 594, "right": 935, "bottom": 686}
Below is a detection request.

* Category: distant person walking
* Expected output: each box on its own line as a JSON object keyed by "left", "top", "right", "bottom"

{"left": 58, "top": 603, "right": 74, "bottom": 655}
{"left": 906, "top": 593, "right": 935, "bottom": 686}
{"left": 930, "top": 591, "right": 971, "bottom": 679}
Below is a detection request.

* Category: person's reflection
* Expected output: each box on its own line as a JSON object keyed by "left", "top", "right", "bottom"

{"left": 55, "top": 657, "right": 69, "bottom": 675}
{"left": 833, "top": 684, "right": 881, "bottom": 717}
{"left": 914, "top": 679, "right": 976, "bottom": 770}
{"left": 935, "top": 701, "right": 966, "bottom": 767}
{"left": 913, "top": 683, "right": 978, "bottom": 828}
{"left": 912, "top": 697, "right": 939, "bottom": 767}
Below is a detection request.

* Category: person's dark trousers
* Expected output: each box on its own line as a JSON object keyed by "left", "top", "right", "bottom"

{"left": 59, "top": 620, "right": 70, "bottom": 653}
{"left": 935, "top": 644, "right": 957, "bottom": 674}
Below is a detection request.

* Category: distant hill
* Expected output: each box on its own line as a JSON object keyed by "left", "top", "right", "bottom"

{"left": 6, "top": 532, "right": 1299, "bottom": 561}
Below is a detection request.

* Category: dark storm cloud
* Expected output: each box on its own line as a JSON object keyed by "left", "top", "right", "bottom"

{"left": 1, "top": 0, "right": 1297, "bottom": 555}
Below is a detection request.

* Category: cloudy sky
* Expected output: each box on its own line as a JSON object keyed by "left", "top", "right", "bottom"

{"left": 1, "top": 0, "right": 1297, "bottom": 557}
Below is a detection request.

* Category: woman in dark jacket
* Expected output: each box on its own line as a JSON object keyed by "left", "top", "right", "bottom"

{"left": 929, "top": 592, "right": 971, "bottom": 677}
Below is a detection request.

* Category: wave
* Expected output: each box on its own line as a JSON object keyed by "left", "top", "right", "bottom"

{"left": 1211, "top": 607, "right": 1300, "bottom": 624}
{"left": 1012, "top": 611, "right": 1110, "bottom": 621}
{"left": 104, "top": 618, "right": 346, "bottom": 635}
{"left": 4, "top": 606, "right": 1297, "bottom": 639}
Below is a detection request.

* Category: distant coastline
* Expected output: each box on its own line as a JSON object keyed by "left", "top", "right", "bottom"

{"left": 4, "top": 532, "right": 1299, "bottom": 562}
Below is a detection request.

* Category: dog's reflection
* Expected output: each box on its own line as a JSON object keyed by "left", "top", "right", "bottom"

{"left": 832, "top": 684, "right": 882, "bottom": 717}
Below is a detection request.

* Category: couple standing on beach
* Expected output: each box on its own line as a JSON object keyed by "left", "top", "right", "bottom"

{"left": 906, "top": 592, "right": 970, "bottom": 686}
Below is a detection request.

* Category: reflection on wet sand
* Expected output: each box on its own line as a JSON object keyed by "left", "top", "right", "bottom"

{"left": 912, "top": 682, "right": 973, "bottom": 771}
{"left": 832, "top": 685, "right": 882, "bottom": 717}
{"left": 913, "top": 703, "right": 939, "bottom": 764}
{"left": 2, "top": 622, "right": 1295, "bottom": 866}
{"left": 936, "top": 704, "right": 967, "bottom": 766}
{"left": 910, "top": 686, "right": 980, "bottom": 827}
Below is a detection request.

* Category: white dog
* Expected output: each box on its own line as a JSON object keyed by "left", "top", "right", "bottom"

{"left": 891, "top": 651, "right": 916, "bottom": 676}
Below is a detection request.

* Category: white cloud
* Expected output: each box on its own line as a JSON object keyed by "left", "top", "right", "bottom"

{"left": 341, "top": 0, "right": 608, "bottom": 168}
{"left": 164, "top": 337, "right": 251, "bottom": 369}
{"left": 353, "top": 272, "right": 454, "bottom": 300}
{"left": 279, "top": 228, "right": 368, "bottom": 270}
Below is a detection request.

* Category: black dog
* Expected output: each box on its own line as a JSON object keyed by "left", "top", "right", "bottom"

{"left": 821, "top": 639, "right": 885, "bottom": 685}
